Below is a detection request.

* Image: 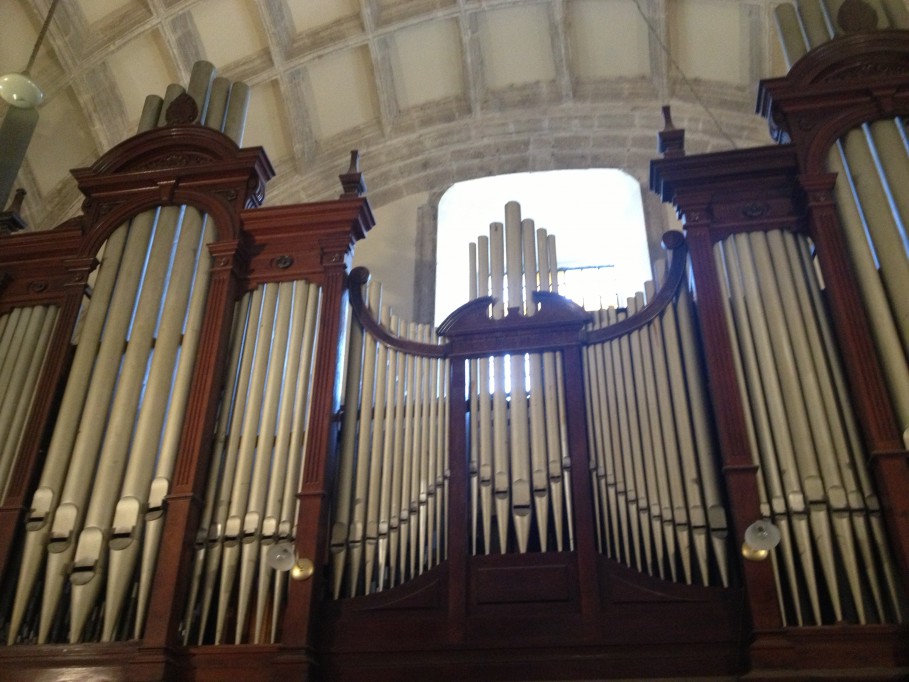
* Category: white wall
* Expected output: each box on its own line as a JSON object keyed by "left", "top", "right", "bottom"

{"left": 352, "top": 191, "right": 429, "bottom": 322}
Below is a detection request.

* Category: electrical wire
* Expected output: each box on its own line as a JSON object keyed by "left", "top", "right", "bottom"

{"left": 632, "top": 0, "right": 739, "bottom": 149}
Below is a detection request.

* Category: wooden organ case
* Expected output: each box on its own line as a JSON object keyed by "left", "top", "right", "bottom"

{"left": 0, "top": 26, "right": 908, "bottom": 682}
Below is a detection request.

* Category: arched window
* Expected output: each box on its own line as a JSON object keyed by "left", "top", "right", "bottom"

{"left": 434, "top": 169, "right": 651, "bottom": 324}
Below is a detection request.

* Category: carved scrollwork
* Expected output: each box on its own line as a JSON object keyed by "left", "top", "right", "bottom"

{"left": 321, "top": 251, "right": 345, "bottom": 267}
{"left": 742, "top": 202, "right": 769, "bottom": 219}
{"left": 133, "top": 153, "right": 210, "bottom": 172}
{"left": 215, "top": 188, "right": 239, "bottom": 203}
{"left": 821, "top": 61, "right": 909, "bottom": 83}
{"left": 164, "top": 92, "right": 200, "bottom": 126}
{"left": 246, "top": 176, "right": 267, "bottom": 208}
{"left": 797, "top": 114, "right": 818, "bottom": 132}
{"left": 97, "top": 200, "right": 128, "bottom": 218}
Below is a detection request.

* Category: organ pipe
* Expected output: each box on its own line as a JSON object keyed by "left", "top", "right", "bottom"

{"left": 474, "top": 237, "right": 494, "bottom": 554}
{"left": 133, "top": 217, "right": 215, "bottom": 640}
{"left": 489, "top": 222, "right": 510, "bottom": 553}
{"left": 538, "top": 229, "right": 569, "bottom": 552}
{"left": 0, "top": 306, "right": 57, "bottom": 500}
{"left": 713, "top": 225, "right": 903, "bottom": 624}
{"left": 6, "top": 223, "right": 128, "bottom": 644}
{"left": 39, "top": 209, "right": 160, "bottom": 643}
{"left": 505, "top": 203, "right": 532, "bottom": 553}
{"left": 331, "top": 303, "right": 448, "bottom": 596}
{"left": 183, "top": 279, "right": 321, "bottom": 644}
{"left": 216, "top": 281, "right": 279, "bottom": 643}
{"left": 582, "top": 236, "right": 730, "bottom": 588}
{"left": 341, "top": 207, "right": 727, "bottom": 596}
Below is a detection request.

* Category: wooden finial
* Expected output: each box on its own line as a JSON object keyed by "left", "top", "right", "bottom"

{"left": 838, "top": 0, "right": 879, "bottom": 33}
{"left": 164, "top": 92, "right": 200, "bottom": 126}
{"left": 339, "top": 150, "right": 366, "bottom": 198}
{"left": 657, "top": 105, "right": 686, "bottom": 158}
{"left": 9, "top": 188, "right": 26, "bottom": 214}
{"left": 0, "top": 189, "right": 28, "bottom": 234}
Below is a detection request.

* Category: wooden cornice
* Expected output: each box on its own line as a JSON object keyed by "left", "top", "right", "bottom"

{"left": 70, "top": 125, "right": 275, "bottom": 251}
{"left": 240, "top": 197, "right": 375, "bottom": 287}
{"left": 650, "top": 144, "right": 804, "bottom": 241}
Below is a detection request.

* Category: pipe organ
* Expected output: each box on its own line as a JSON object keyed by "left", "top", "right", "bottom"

{"left": 0, "top": 18, "right": 907, "bottom": 682}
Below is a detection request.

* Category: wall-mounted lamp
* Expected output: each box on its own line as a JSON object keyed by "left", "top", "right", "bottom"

{"left": 741, "top": 519, "right": 781, "bottom": 561}
{"left": 265, "top": 541, "right": 315, "bottom": 581}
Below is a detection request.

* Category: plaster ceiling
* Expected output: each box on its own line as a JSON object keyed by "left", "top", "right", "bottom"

{"left": 0, "top": 0, "right": 796, "bottom": 230}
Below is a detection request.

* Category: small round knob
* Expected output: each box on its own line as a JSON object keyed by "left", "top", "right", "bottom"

{"left": 291, "top": 557, "right": 315, "bottom": 581}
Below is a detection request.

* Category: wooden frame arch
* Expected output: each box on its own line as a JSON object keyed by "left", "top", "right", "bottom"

{"left": 759, "top": 30, "right": 909, "bottom": 172}
{"left": 72, "top": 125, "right": 273, "bottom": 256}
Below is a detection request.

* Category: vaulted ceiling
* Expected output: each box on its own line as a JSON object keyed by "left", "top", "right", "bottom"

{"left": 1, "top": 0, "right": 794, "bottom": 231}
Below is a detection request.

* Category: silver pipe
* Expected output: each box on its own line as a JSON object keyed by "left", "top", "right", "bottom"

{"left": 67, "top": 206, "right": 183, "bottom": 642}
{"left": 489, "top": 223, "right": 510, "bottom": 553}
{"left": 235, "top": 281, "right": 295, "bottom": 642}
{"left": 716, "top": 237, "right": 808, "bottom": 624}
{"left": 0, "top": 307, "right": 56, "bottom": 500}
{"left": 196, "top": 287, "right": 264, "bottom": 643}
{"left": 216, "top": 283, "right": 280, "bottom": 643}
{"left": 364, "top": 304, "right": 392, "bottom": 594}
{"left": 641, "top": 282, "right": 679, "bottom": 581}
{"left": 36, "top": 210, "right": 159, "bottom": 644}
{"left": 183, "top": 297, "right": 248, "bottom": 644}
{"left": 103, "top": 212, "right": 207, "bottom": 640}
{"left": 331, "top": 288, "right": 365, "bottom": 596}
{"left": 347, "top": 284, "right": 382, "bottom": 595}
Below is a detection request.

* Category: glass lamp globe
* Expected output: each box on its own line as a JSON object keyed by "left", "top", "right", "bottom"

{"left": 0, "top": 73, "right": 45, "bottom": 109}
{"left": 741, "top": 519, "right": 782, "bottom": 561}
{"left": 265, "top": 541, "right": 296, "bottom": 572}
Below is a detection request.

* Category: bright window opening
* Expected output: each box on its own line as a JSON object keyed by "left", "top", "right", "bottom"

{"left": 434, "top": 169, "right": 652, "bottom": 325}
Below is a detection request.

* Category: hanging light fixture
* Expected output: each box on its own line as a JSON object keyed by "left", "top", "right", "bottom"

{"left": 0, "top": 72, "right": 45, "bottom": 110}
{"left": 0, "top": 0, "right": 61, "bottom": 217}
{"left": 0, "top": 0, "right": 60, "bottom": 109}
